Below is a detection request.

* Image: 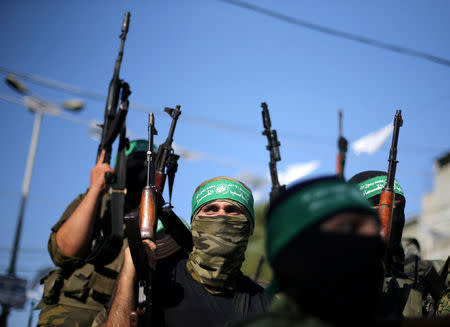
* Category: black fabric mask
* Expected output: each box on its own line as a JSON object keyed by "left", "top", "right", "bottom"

{"left": 274, "top": 230, "right": 385, "bottom": 325}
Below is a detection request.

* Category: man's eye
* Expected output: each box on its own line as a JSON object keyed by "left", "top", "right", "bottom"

{"left": 225, "top": 207, "right": 241, "bottom": 214}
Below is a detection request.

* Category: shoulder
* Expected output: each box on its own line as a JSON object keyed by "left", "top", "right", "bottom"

{"left": 236, "top": 273, "right": 266, "bottom": 296}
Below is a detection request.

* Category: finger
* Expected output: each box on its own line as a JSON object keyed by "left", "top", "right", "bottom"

{"left": 98, "top": 150, "right": 106, "bottom": 164}
{"left": 143, "top": 242, "right": 157, "bottom": 270}
{"left": 124, "top": 247, "right": 131, "bottom": 259}
{"left": 99, "top": 164, "right": 114, "bottom": 173}
{"left": 143, "top": 239, "right": 157, "bottom": 252}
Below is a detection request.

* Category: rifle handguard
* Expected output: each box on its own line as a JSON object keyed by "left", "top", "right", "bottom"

{"left": 378, "top": 190, "right": 394, "bottom": 241}
{"left": 139, "top": 186, "right": 158, "bottom": 241}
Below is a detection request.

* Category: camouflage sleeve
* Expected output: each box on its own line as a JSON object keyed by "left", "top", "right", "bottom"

{"left": 436, "top": 289, "right": 449, "bottom": 317}
{"left": 48, "top": 193, "right": 86, "bottom": 267}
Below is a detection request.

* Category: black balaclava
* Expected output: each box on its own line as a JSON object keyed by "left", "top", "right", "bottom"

{"left": 267, "top": 176, "right": 385, "bottom": 326}
{"left": 273, "top": 224, "right": 385, "bottom": 326}
{"left": 348, "top": 171, "right": 406, "bottom": 266}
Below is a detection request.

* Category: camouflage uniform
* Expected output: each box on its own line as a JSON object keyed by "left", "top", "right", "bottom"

{"left": 378, "top": 240, "right": 450, "bottom": 318}
{"left": 435, "top": 256, "right": 450, "bottom": 317}
{"left": 437, "top": 290, "right": 450, "bottom": 316}
{"left": 36, "top": 192, "right": 125, "bottom": 327}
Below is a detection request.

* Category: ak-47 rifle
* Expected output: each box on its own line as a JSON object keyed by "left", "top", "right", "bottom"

{"left": 336, "top": 110, "right": 348, "bottom": 179}
{"left": 86, "top": 12, "right": 131, "bottom": 265}
{"left": 125, "top": 113, "right": 158, "bottom": 326}
{"left": 152, "top": 105, "right": 192, "bottom": 251}
{"left": 155, "top": 105, "right": 181, "bottom": 207}
{"left": 379, "top": 110, "right": 403, "bottom": 266}
{"left": 261, "top": 102, "right": 286, "bottom": 203}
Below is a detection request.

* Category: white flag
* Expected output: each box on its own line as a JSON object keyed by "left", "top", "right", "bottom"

{"left": 351, "top": 123, "right": 393, "bottom": 155}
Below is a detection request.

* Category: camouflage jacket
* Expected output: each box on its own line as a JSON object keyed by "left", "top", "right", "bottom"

{"left": 37, "top": 192, "right": 125, "bottom": 312}
{"left": 381, "top": 256, "right": 450, "bottom": 318}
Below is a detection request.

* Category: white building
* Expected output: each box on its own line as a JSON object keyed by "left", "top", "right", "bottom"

{"left": 404, "top": 153, "right": 450, "bottom": 260}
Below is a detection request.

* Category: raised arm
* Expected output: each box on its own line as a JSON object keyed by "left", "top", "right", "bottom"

{"left": 55, "top": 150, "right": 114, "bottom": 257}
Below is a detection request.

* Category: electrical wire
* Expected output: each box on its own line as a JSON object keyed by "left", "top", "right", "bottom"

{"left": 218, "top": 0, "right": 450, "bottom": 68}
{"left": 0, "top": 66, "right": 447, "bottom": 154}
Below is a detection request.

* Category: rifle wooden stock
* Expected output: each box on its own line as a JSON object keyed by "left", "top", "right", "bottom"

{"left": 378, "top": 189, "right": 394, "bottom": 241}
{"left": 139, "top": 186, "right": 158, "bottom": 241}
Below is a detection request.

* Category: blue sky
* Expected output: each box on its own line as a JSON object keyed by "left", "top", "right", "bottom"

{"left": 0, "top": 0, "right": 449, "bottom": 324}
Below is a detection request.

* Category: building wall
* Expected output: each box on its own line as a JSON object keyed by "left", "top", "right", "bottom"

{"left": 418, "top": 154, "right": 450, "bottom": 260}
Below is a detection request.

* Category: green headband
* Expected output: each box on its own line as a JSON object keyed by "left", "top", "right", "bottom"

{"left": 357, "top": 176, "right": 404, "bottom": 199}
{"left": 126, "top": 140, "right": 150, "bottom": 157}
{"left": 191, "top": 179, "right": 255, "bottom": 223}
{"left": 114, "top": 140, "right": 158, "bottom": 168}
{"left": 266, "top": 180, "right": 374, "bottom": 264}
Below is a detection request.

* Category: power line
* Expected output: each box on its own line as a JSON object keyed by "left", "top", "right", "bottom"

{"left": 0, "top": 248, "right": 47, "bottom": 254}
{"left": 218, "top": 0, "right": 450, "bottom": 68}
{"left": 0, "top": 67, "right": 445, "bottom": 154}
{"left": 0, "top": 66, "right": 105, "bottom": 101}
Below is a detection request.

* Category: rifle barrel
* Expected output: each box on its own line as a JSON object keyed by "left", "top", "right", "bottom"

{"left": 147, "top": 113, "right": 156, "bottom": 187}
{"left": 98, "top": 12, "right": 131, "bottom": 163}
{"left": 385, "top": 110, "right": 403, "bottom": 190}
{"left": 261, "top": 102, "right": 285, "bottom": 202}
{"left": 379, "top": 109, "right": 403, "bottom": 242}
{"left": 114, "top": 12, "right": 130, "bottom": 78}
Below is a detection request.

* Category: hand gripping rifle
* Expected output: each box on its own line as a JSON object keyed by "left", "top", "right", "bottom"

{"left": 261, "top": 102, "right": 286, "bottom": 203}
{"left": 336, "top": 110, "right": 348, "bottom": 179}
{"left": 379, "top": 110, "right": 403, "bottom": 266}
{"left": 155, "top": 105, "right": 181, "bottom": 207}
{"left": 86, "top": 12, "right": 131, "bottom": 265}
{"left": 125, "top": 113, "right": 158, "bottom": 326}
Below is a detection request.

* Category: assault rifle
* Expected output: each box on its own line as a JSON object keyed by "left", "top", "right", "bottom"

{"left": 255, "top": 102, "right": 285, "bottom": 283}
{"left": 379, "top": 110, "right": 403, "bottom": 269}
{"left": 155, "top": 105, "right": 181, "bottom": 207}
{"left": 261, "top": 102, "right": 286, "bottom": 203}
{"left": 125, "top": 113, "right": 158, "bottom": 326}
{"left": 336, "top": 110, "right": 348, "bottom": 179}
{"left": 97, "top": 12, "right": 131, "bottom": 171}
{"left": 153, "top": 105, "right": 192, "bottom": 252}
{"left": 86, "top": 12, "right": 131, "bottom": 265}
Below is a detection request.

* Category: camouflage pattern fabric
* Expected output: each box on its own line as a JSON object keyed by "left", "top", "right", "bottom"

{"left": 186, "top": 208, "right": 251, "bottom": 294}
{"left": 90, "top": 308, "right": 108, "bottom": 327}
{"left": 436, "top": 289, "right": 450, "bottom": 317}
{"left": 36, "top": 193, "right": 122, "bottom": 327}
{"left": 230, "top": 293, "right": 333, "bottom": 327}
{"left": 36, "top": 304, "right": 99, "bottom": 327}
